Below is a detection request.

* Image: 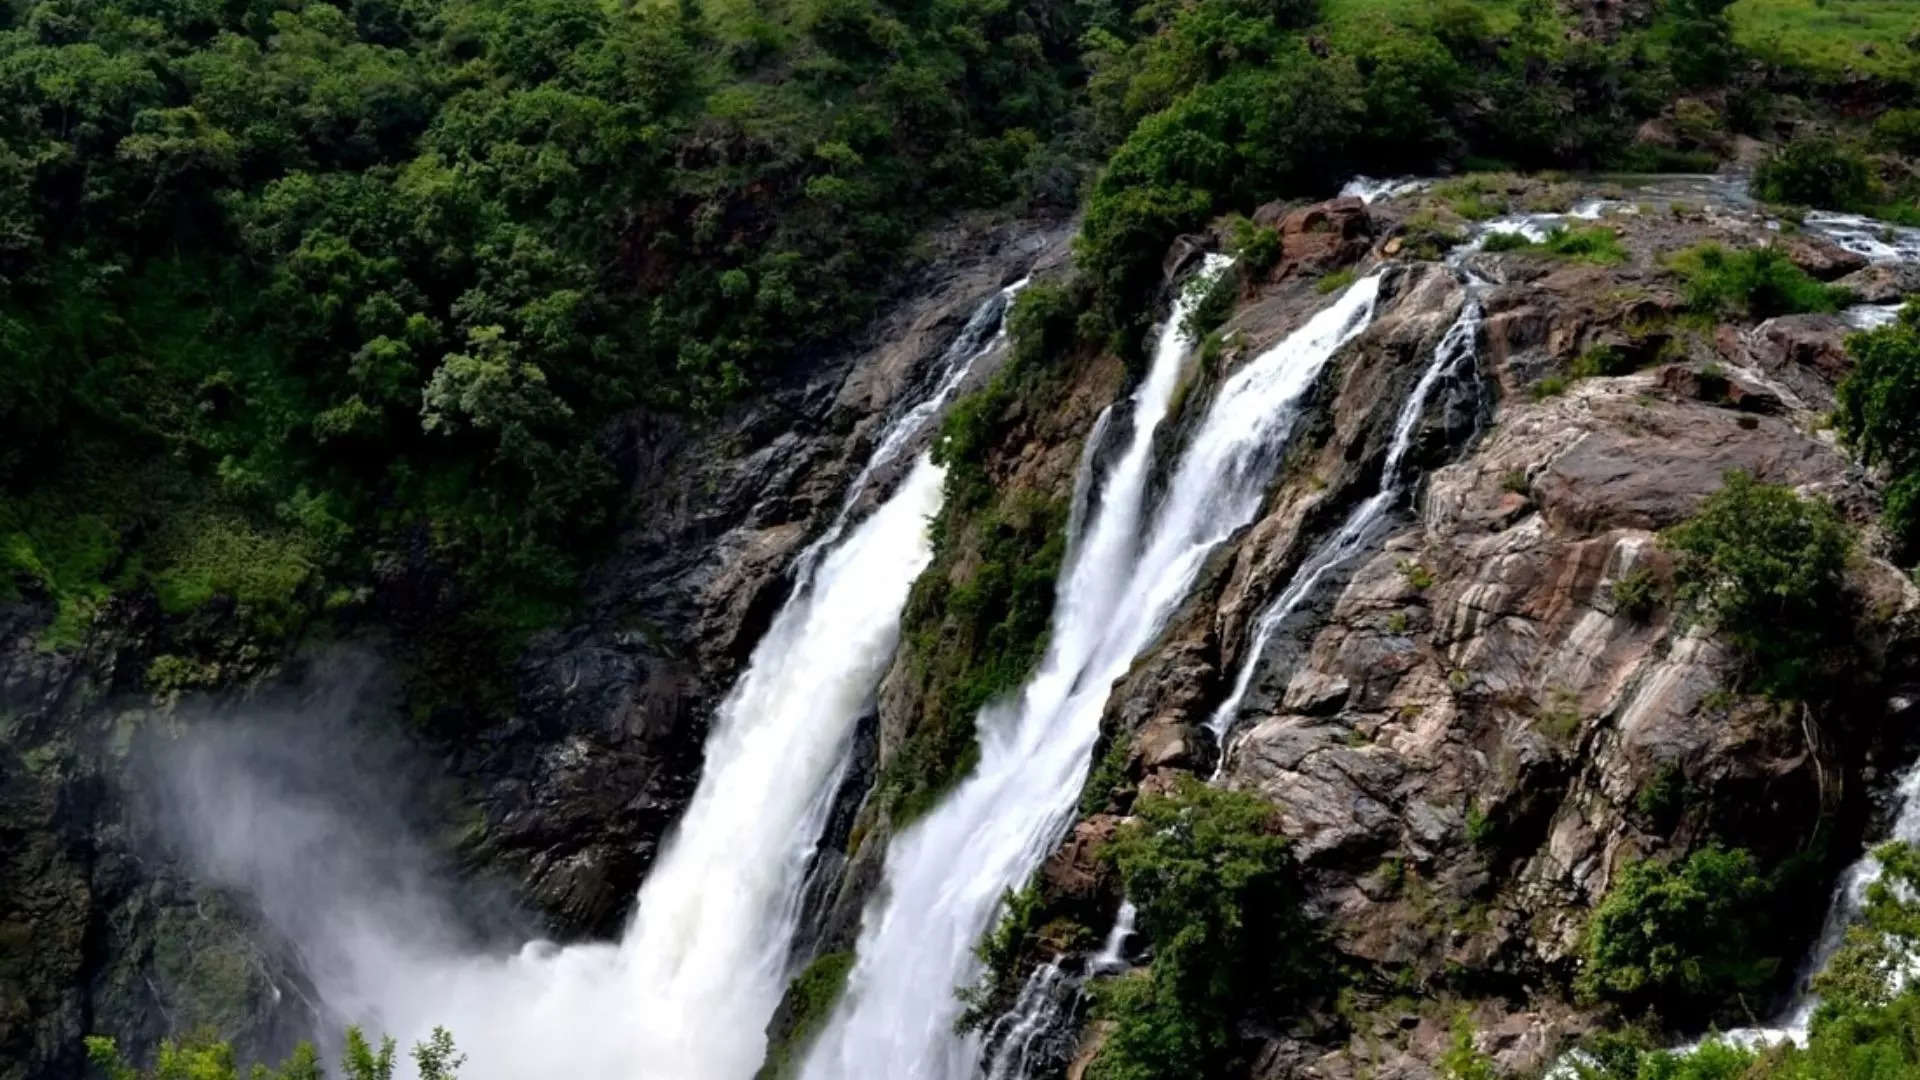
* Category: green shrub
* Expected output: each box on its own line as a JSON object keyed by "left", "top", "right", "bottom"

{"left": 1086, "top": 780, "right": 1315, "bottom": 1080}
{"left": 1752, "top": 137, "right": 1878, "bottom": 212}
{"left": 1579, "top": 845, "right": 1779, "bottom": 1019}
{"left": 1835, "top": 302, "right": 1920, "bottom": 555}
{"left": 1226, "top": 216, "right": 1283, "bottom": 277}
{"left": 1632, "top": 762, "right": 1688, "bottom": 827}
{"left": 1609, "top": 566, "right": 1659, "bottom": 621}
{"left": 1668, "top": 243, "right": 1850, "bottom": 320}
{"left": 1574, "top": 844, "right": 1920, "bottom": 1079}
{"left": 1079, "top": 733, "right": 1133, "bottom": 816}
{"left": 1464, "top": 803, "right": 1496, "bottom": 848}
{"left": 1315, "top": 267, "right": 1358, "bottom": 294}
{"left": 1874, "top": 109, "right": 1920, "bottom": 156}
{"left": 1481, "top": 230, "right": 1537, "bottom": 253}
{"left": 1438, "top": 1014, "right": 1498, "bottom": 1080}
{"left": 1532, "top": 374, "right": 1570, "bottom": 399}
{"left": 1396, "top": 559, "right": 1435, "bottom": 589}
{"left": 88, "top": 1027, "right": 461, "bottom": 1080}
{"left": 1663, "top": 471, "right": 1852, "bottom": 696}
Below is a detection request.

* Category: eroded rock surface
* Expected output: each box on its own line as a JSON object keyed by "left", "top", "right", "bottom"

{"left": 1042, "top": 184, "right": 1920, "bottom": 1078}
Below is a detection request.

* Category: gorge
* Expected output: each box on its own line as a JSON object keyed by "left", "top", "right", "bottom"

{"left": 9, "top": 1, "right": 1920, "bottom": 1079}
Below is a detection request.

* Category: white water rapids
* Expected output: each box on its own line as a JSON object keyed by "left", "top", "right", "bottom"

{"left": 796, "top": 261, "right": 1383, "bottom": 1080}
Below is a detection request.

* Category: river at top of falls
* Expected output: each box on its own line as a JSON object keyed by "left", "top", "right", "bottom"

{"left": 795, "top": 259, "right": 1383, "bottom": 1080}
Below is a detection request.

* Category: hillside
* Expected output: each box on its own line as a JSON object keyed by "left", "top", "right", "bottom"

{"left": 6, "top": 0, "right": 1920, "bottom": 1079}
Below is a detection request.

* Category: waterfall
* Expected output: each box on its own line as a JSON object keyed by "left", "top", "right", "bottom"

{"left": 795, "top": 263, "right": 1382, "bottom": 1080}
{"left": 1704, "top": 763, "right": 1920, "bottom": 1048}
{"left": 1207, "top": 272, "right": 1485, "bottom": 761}
{"left": 159, "top": 279, "right": 1027, "bottom": 1080}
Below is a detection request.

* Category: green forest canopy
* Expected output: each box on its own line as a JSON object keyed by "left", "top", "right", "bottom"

{"left": 0, "top": 0, "right": 1910, "bottom": 717}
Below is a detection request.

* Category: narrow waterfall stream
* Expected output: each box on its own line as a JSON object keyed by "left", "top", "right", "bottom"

{"left": 1714, "top": 764, "right": 1920, "bottom": 1047}
{"left": 796, "top": 263, "right": 1383, "bottom": 1080}
{"left": 1207, "top": 272, "right": 1486, "bottom": 761}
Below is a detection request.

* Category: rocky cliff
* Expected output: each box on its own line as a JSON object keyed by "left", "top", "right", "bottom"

{"left": 929, "top": 179, "right": 1920, "bottom": 1078}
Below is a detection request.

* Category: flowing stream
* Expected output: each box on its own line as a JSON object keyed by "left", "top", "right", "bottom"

{"left": 797, "top": 260, "right": 1383, "bottom": 1080}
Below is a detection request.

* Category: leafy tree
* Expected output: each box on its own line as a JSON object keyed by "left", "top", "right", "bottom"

{"left": 1664, "top": 471, "right": 1852, "bottom": 695}
{"left": 1086, "top": 779, "right": 1316, "bottom": 1080}
{"left": 1578, "top": 845, "right": 1780, "bottom": 1021}
{"left": 1835, "top": 301, "right": 1920, "bottom": 555}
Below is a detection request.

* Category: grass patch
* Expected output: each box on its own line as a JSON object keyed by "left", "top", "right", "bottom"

{"left": 1667, "top": 243, "right": 1851, "bottom": 319}
{"left": 151, "top": 514, "right": 314, "bottom": 634}
{"left": 1483, "top": 224, "right": 1628, "bottom": 265}
{"left": 1531, "top": 374, "right": 1571, "bottom": 399}
{"left": 1728, "top": 0, "right": 1920, "bottom": 82}
{"left": 1434, "top": 174, "right": 1512, "bottom": 221}
{"left": 1316, "top": 267, "right": 1358, "bottom": 294}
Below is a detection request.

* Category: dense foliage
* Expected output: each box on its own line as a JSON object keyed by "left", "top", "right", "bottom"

{"left": 87, "top": 1027, "right": 460, "bottom": 1080}
{"left": 1069, "top": 0, "right": 1725, "bottom": 347}
{"left": 1573, "top": 842, "right": 1920, "bottom": 1080}
{"left": 0, "top": 0, "right": 1086, "bottom": 698}
{"left": 1086, "top": 780, "right": 1316, "bottom": 1080}
{"left": 1663, "top": 471, "right": 1853, "bottom": 695}
{"left": 1577, "top": 845, "right": 1782, "bottom": 1021}
{"left": 1836, "top": 301, "right": 1920, "bottom": 556}
{"left": 1667, "top": 243, "right": 1851, "bottom": 320}
{"left": 1753, "top": 135, "right": 1920, "bottom": 225}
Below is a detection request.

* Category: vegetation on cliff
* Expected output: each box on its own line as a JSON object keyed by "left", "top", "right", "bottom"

{"left": 0, "top": 0, "right": 1087, "bottom": 698}
{"left": 1577, "top": 845, "right": 1783, "bottom": 1020}
{"left": 1664, "top": 471, "right": 1854, "bottom": 696}
{"left": 756, "top": 950, "right": 855, "bottom": 1080}
{"left": 869, "top": 276, "right": 1095, "bottom": 824}
{"left": 1837, "top": 301, "right": 1920, "bottom": 557}
{"left": 1085, "top": 780, "right": 1317, "bottom": 1080}
{"left": 1575, "top": 841, "right": 1920, "bottom": 1080}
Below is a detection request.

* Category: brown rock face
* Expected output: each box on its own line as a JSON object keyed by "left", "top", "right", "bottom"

{"left": 1777, "top": 232, "right": 1871, "bottom": 280}
{"left": 1046, "top": 190, "right": 1920, "bottom": 1079}
{"left": 1040, "top": 815, "right": 1121, "bottom": 903}
{"left": 1249, "top": 196, "right": 1376, "bottom": 282}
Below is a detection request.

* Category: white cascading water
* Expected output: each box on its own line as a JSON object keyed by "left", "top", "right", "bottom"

{"left": 796, "top": 260, "right": 1383, "bottom": 1080}
{"left": 1206, "top": 263, "right": 1486, "bottom": 762}
{"left": 163, "top": 279, "right": 1026, "bottom": 1080}
{"left": 1708, "top": 762, "right": 1920, "bottom": 1048}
